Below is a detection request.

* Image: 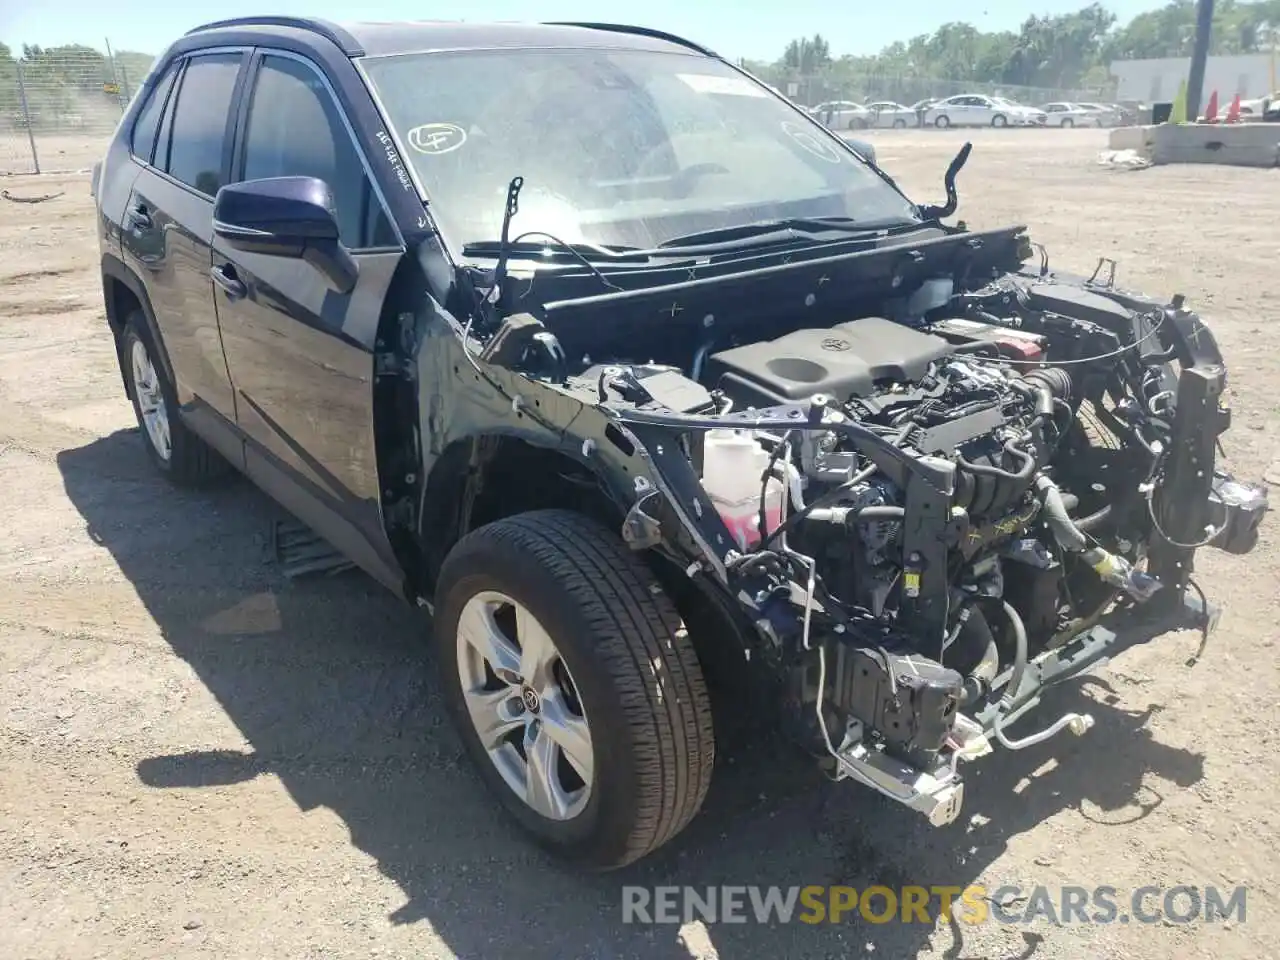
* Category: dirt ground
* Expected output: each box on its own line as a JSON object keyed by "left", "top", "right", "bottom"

{"left": 0, "top": 134, "right": 108, "bottom": 177}
{"left": 1, "top": 127, "right": 1277, "bottom": 960}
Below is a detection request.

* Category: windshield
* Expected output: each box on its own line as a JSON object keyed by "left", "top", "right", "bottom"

{"left": 360, "top": 48, "right": 918, "bottom": 253}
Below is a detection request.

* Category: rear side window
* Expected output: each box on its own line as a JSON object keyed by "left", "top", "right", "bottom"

{"left": 164, "top": 52, "right": 242, "bottom": 196}
{"left": 241, "top": 54, "right": 396, "bottom": 249}
{"left": 130, "top": 63, "right": 178, "bottom": 163}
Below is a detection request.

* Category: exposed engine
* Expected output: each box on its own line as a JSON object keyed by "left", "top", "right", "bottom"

{"left": 459, "top": 155, "right": 1269, "bottom": 836}
{"left": 586, "top": 273, "right": 1267, "bottom": 826}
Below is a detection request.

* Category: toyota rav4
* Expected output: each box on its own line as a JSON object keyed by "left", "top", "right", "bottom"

{"left": 93, "top": 17, "right": 1267, "bottom": 870}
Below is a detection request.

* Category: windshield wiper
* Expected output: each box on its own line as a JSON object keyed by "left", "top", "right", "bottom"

{"left": 462, "top": 237, "right": 651, "bottom": 263}
{"left": 655, "top": 217, "right": 926, "bottom": 250}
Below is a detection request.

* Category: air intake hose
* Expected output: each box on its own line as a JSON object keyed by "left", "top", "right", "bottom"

{"left": 1034, "top": 474, "right": 1162, "bottom": 601}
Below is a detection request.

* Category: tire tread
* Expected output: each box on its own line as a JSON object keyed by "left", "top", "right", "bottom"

{"left": 443, "top": 509, "right": 714, "bottom": 867}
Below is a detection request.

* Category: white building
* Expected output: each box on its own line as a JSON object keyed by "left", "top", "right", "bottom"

{"left": 1110, "top": 53, "right": 1276, "bottom": 102}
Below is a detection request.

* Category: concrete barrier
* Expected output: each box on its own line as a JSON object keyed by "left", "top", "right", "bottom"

{"left": 1108, "top": 123, "right": 1280, "bottom": 168}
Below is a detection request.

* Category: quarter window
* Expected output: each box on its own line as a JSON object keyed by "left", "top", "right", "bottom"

{"left": 241, "top": 55, "right": 395, "bottom": 249}
{"left": 130, "top": 62, "right": 178, "bottom": 163}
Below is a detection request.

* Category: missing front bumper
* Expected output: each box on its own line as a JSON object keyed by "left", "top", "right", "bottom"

{"left": 832, "top": 588, "right": 1216, "bottom": 828}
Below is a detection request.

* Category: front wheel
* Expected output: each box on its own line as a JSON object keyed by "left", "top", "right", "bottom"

{"left": 992, "top": 114, "right": 1008, "bottom": 128}
{"left": 1062, "top": 117, "right": 1075, "bottom": 128}
{"left": 434, "top": 509, "right": 715, "bottom": 870}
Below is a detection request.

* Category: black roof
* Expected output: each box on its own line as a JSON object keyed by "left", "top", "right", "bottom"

{"left": 185, "top": 17, "right": 715, "bottom": 60}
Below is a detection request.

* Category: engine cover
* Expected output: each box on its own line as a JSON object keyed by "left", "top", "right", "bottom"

{"left": 706, "top": 317, "right": 954, "bottom": 407}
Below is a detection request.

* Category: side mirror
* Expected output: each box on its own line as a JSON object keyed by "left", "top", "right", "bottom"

{"left": 213, "top": 176, "right": 357, "bottom": 293}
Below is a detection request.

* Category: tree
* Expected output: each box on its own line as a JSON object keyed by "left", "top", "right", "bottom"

{"left": 783, "top": 34, "right": 832, "bottom": 74}
{"left": 772, "top": 0, "right": 1280, "bottom": 103}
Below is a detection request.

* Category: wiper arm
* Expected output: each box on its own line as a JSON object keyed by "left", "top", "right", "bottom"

{"left": 655, "top": 217, "right": 923, "bottom": 250}
{"left": 462, "top": 235, "right": 649, "bottom": 263}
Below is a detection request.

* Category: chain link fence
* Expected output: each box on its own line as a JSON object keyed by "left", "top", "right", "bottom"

{"left": 2, "top": 44, "right": 153, "bottom": 175}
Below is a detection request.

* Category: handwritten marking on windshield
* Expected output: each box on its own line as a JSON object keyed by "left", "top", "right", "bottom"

{"left": 781, "top": 121, "right": 843, "bottom": 164}
{"left": 408, "top": 123, "right": 467, "bottom": 155}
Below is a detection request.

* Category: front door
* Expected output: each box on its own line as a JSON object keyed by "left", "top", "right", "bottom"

{"left": 212, "top": 50, "right": 406, "bottom": 589}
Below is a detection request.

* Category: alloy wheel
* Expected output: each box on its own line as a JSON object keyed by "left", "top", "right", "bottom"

{"left": 455, "top": 590, "right": 594, "bottom": 821}
{"left": 130, "top": 337, "right": 171, "bottom": 462}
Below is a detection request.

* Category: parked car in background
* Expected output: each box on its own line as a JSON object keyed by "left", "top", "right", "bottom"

{"left": 809, "top": 100, "right": 872, "bottom": 130}
{"left": 925, "top": 94, "right": 1046, "bottom": 128}
{"left": 1075, "top": 102, "right": 1122, "bottom": 126}
{"left": 1112, "top": 101, "right": 1144, "bottom": 125}
{"left": 1040, "top": 102, "right": 1103, "bottom": 127}
{"left": 865, "top": 101, "right": 915, "bottom": 128}
{"left": 1236, "top": 92, "right": 1277, "bottom": 120}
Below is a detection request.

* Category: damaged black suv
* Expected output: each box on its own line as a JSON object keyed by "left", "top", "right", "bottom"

{"left": 94, "top": 17, "right": 1267, "bottom": 870}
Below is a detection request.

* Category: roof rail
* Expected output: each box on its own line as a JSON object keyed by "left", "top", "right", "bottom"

{"left": 543, "top": 22, "right": 716, "bottom": 58}
{"left": 184, "top": 16, "right": 364, "bottom": 56}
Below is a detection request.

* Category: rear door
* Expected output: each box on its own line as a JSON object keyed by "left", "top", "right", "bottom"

{"left": 940, "top": 96, "right": 969, "bottom": 124}
{"left": 212, "top": 50, "right": 405, "bottom": 588}
{"left": 121, "top": 50, "right": 247, "bottom": 461}
{"left": 963, "top": 96, "right": 991, "bottom": 125}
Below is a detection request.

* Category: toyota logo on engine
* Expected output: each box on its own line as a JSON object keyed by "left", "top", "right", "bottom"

{"left": 821, "top": 337, "right": 852, "bottom": 351}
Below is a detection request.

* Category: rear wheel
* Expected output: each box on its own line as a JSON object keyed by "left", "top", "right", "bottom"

{"left": 120, "top": 313, "right": 227, "bottom": 485}
{"left": 433, "top": 509, "right": 715, "bottom": 870}
{"left": 848, "top": 117, "right": 867, "bottom": 130}
{"left": 893, "top": 118, "right": 907, "bottom": 129}
{"left": 1062, "top": 117, "right": 1075, "bottom": 128}
{"left": 934, "top": 114, "right": 951, "bottom": 128}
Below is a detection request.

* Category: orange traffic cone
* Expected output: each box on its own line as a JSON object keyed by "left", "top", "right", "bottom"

{"left": 1203, "top": 90, "right": 1219, "bottom": 122}
{"left": 1225, "top": 93, "right": 1241, "bottom": 123}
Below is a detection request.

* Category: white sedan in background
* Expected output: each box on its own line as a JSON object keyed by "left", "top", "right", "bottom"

{"left": 809, "top": 100, "right": 873, "bottom": 130}
{"left": 1076, "top": 102, "right": 1123, "bottom": 126}
{"left": 924, "top": 94, "right": 1046, "bottom": 128}
{"left": 1040, "top": 102, "right": 1105, "bottom": 127}
{"left": 865, "top": 101, "right": 917, "bottom": 128}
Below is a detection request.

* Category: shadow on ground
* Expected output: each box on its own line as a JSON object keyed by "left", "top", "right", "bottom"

{"left": 58, "top": 428, "right": 1206, "bottom": 960}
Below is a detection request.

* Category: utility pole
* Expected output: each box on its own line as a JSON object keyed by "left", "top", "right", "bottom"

{"left": 1185, "top": 0, "right": 1215, "bottom": 120}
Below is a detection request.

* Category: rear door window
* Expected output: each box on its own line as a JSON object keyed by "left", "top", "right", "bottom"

{"left": 163, "top": 52, "right": 243, "bottom": 196}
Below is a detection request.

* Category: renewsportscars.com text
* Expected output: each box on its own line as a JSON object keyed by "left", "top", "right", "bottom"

{"left": 621, "top": 884, "right": 1247, "bottom": 926}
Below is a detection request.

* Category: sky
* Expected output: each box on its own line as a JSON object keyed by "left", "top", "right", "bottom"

{"left": 2, "top": 1, "right": 1168, "bottom": 61}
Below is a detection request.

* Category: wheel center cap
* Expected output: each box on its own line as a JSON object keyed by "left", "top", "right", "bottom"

{"left": 520, "top": 687, "right": 541, "bottom": 714}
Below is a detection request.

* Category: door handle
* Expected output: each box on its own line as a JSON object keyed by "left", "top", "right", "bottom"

{"left": 126, "top": 202, "right": 152, "bottom": 230}
{"left": 211, "top": 264, "right": 247, "bottom": 301}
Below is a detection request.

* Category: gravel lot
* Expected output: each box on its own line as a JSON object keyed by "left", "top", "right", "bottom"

{"left": 1, "top": 127, "right": 1277, "bottom": 960}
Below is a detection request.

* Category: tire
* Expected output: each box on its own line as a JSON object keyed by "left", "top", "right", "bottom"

{"left": 992, "top": 114, "right": 1007, "bottom": 128}
{"left": 1062, "top": 117, "right": 1074, "bottom": 128}
{"left": 433, "top": 509, "right": 715, "bottom": 870}
{"left": 934, "top": 114, "right": 950, "bottom": 128}
{"left": 848, "top": 118, "right": 867, "bottom": 130}
{"left": 893, "top": 118, "right": 907, "bottom": 129}
{"left": 120, "top": 313, "right": 227, "bottom": 485}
